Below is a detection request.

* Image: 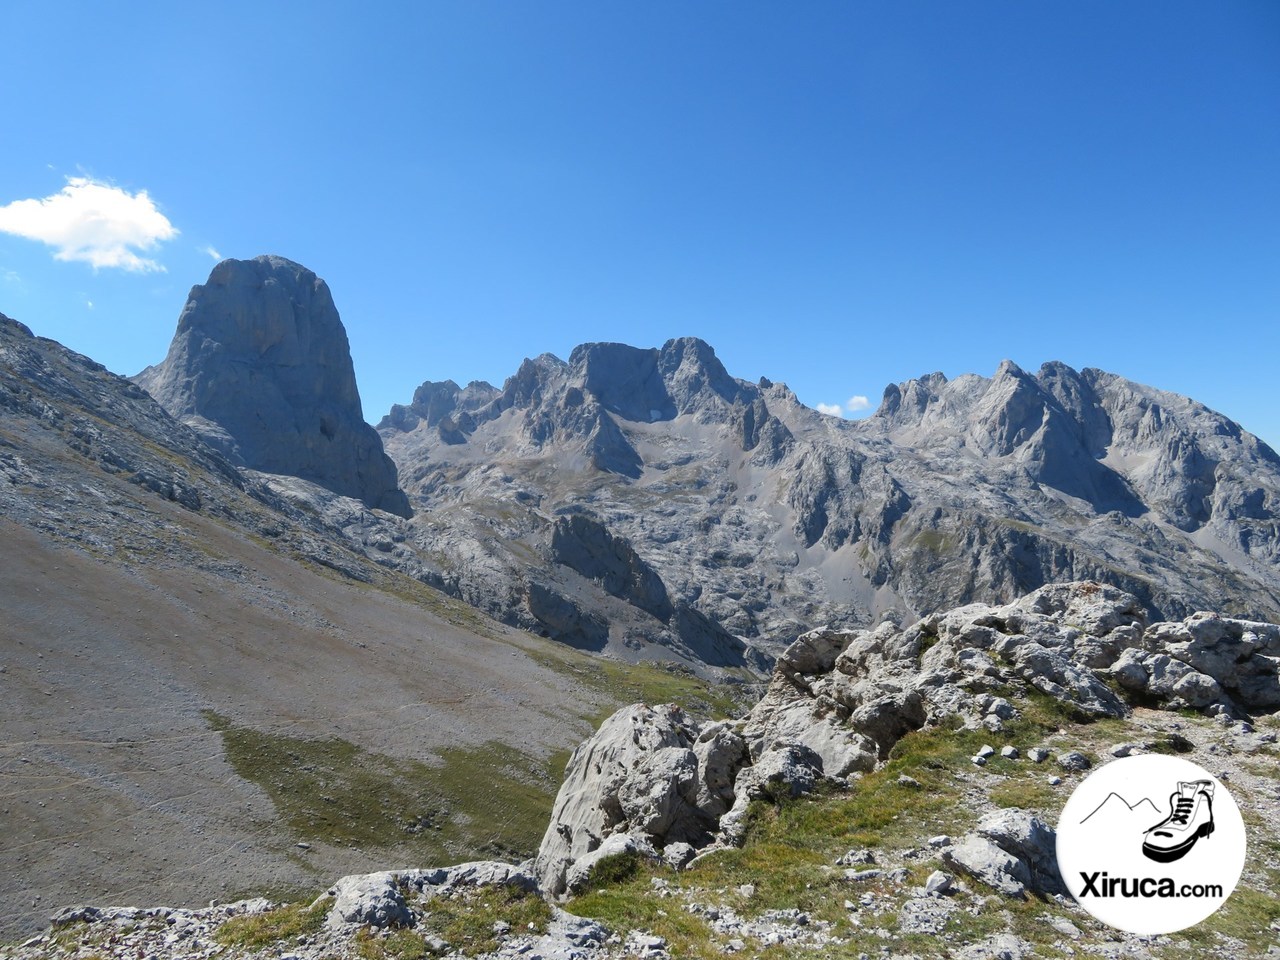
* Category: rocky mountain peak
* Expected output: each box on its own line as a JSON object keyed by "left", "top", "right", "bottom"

{"left": 134, "top": 255, "right": 410, "bottom": 517}
{"left": 874, "top": 370, "right": 948, "bottom": 424}
{"left": 565, "top": 341, "right": 670, "bottom": 422}
{"left": 1, "top": 311, "right": 35, "bottom": 338}
{"left": 656, "top": 336, "right": 744, "bottom": 414}
{"left": 552, "top": 336, "right": 747, "bottom": 424}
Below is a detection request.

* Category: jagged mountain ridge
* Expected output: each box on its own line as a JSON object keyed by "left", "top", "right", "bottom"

{"left": 378, "top": 338, "right": 1280, "bottom": 657}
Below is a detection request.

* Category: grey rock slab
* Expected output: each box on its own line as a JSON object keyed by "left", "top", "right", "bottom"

{"left": 844, "top": 868, "right": 882, "bottom": 882}
{"left": 925, "top": 870, "right": 953, "bottom": 895}
{"left": 1048, "top": 915, "right": 1083, "bottom": 939}
{"left": 327, "top": 872, "right": 412, "bottom": 929}
{"left": 899, "top": 895, "right": 956, "bottom": 934}
{"left": 410, "top": 860, "right": 537, "bottom": 894}
{"left": 662, "top": 841, "right": 696, "bottom": 870}
{"left": 955, "top": 933, "right": 1034, "bottom": 960}
{"left": 975, "top": 808, "right": 1063, "bottom": 895}
{"left": 943, "top": 836, "right": 1030, "bottom": 897}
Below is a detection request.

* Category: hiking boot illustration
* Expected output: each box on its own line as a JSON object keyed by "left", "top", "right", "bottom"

{"left": 1142, "top": 780, "right": 1215, "bottom": 863}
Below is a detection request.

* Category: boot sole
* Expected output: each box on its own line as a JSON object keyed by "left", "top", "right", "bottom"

{"left": 1142, "top": 821, "right": 1214, "bottom": 863}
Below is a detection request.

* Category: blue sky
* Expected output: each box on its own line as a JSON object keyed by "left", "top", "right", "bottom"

{"left": 2, "top": 2, "right": 1277, "bottom": 444}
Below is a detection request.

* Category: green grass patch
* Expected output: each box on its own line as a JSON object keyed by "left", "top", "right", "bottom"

{"left": 205, "top": 712, "right": 556, "bottom": 863}
{"left": 577, "top": 850, "right": 643, "bottom": 893}
{"left": 214, "top": 897, "right": 331, "bottom": 949}
{"left": 1243, "top": 758, "right": 1279, "bottom": 780}
{"left": 1168, "top": 868, "right": 1280, "bottom": 957}
{"left": 1145, "top": 731, "right": 1196, "bottom": 754}
{"left": 419, "top": 885, "right": 553, "bottom": 957}
{"left": 912, "top": 530, "right": 955, "bottom": 554}
{"left": 528, "top": 650, "right": 748, "bottom": 725}
{"left": 989, "top": 776, "right": 1060, "bottom": 812}
{"left": 364, "top": 567, "right": 501, "bottom": 637}
{"left": 570, "top": 876, "right": 724, "bottom": 960}
{"left": 353, "top": 927, "right": 434, "bottom": 960}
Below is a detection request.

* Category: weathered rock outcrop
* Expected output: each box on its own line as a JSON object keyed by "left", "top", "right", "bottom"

{"left": 533, "top": 581, "right": 1280, "bottom": 899}
{"left": 1108, "top": 613, "right": 1280, "bottom": 710}
{"left": 740, "top": 580, "right": 1276, "bottom": 784}
{"left": 136, "top": 256, "right": 410, "bottom": 517}
{"left": 1, "top": 312, "right": 244, "bottom": 514}
{"left": 532, "top": 703, "right": 749, "bottom": 896}
{"left": 326, "top": 861, "right": 537, "bottom": 930}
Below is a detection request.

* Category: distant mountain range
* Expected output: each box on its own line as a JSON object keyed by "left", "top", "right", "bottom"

{"left": 56, "top": 254, "right": 1280, "bottom": 674}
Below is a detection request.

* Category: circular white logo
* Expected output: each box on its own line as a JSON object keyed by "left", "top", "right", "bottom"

{"left": 1056, "top": 754, "right": 1246, "bottom": 934}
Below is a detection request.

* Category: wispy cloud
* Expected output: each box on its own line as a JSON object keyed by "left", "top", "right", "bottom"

{"left": 817, "top": 394, "right": 874, "bottom": 418}
{"left": 0, "top": 177, "right": 178, "bottom": 272}
{"left": 201, "top": 244, "right": 222, "bottom": 261}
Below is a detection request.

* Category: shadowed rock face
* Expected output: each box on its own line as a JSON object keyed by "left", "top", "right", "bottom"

{"left": 136, "top": 256, "right": 410, "bottom": 517}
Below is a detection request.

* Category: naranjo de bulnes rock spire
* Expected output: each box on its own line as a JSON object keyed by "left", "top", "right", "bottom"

{"left": 136, "top": 255, "right": 411, "bottom": 517}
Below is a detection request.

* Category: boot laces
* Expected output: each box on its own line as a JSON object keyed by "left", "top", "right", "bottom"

{"left": 1170, "top": 796, "right": 1195, "bottom": 825}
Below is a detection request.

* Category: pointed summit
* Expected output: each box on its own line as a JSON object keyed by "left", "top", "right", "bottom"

{"left": 135, "top": 255, "right": 411, "bottom": 517}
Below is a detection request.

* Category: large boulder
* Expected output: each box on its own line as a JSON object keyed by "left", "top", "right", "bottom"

{"left": 533, "top": 704, "right": 741, "bottom": 897}
{"left": 135, "top": 256, "right": 410, "bottom": 517}
{"left": 327, "top": 872, "right": 412, "bottom": 929}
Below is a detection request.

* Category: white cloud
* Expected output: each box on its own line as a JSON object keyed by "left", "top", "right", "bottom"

{"left": 846, "top": 395, "right": 871, "bottom": 412}
{"left": 817, "top": 395, "right": 874, "bottom": 418}
{"left": 201, "top": 245, "right": 222, "bottom": 261}
{"left": 85, "top": 299, "right": 94, "bottom": 309}
{"left": 0, "top": 177, "right": 178, "bottom": 272}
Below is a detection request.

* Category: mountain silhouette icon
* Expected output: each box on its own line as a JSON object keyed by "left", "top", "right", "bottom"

{"left": 1080, "top": 792, "right": 1162, "bottom": 826}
